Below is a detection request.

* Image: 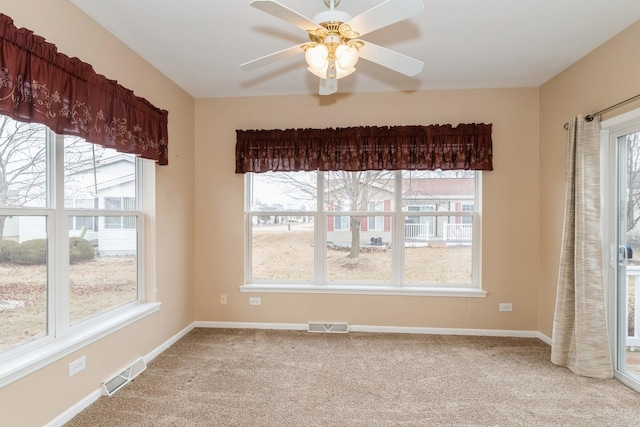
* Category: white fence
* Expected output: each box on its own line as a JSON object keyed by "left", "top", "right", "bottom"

{"left": 404, "top": 223, "right": 430, "bottom": 239}
{"left": 443, "top": 223, "right": 472, "bottom": 241}
{"left": 627, "top": 266, "right": 640, "bottom": 347}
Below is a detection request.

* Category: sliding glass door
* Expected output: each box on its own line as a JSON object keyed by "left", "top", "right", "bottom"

{"left": 612, "top": 126, "right": 640, "bottom": 388}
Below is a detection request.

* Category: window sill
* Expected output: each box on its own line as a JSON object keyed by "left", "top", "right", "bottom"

{"left": 0, "top": 302, "right": 161, "bottom": 388}
{"left": 240, "top": 284, "right": 487, "bottom": 298}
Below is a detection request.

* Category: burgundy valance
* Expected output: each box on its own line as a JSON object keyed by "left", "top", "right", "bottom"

{"left": 236, "top": 123, "right": 492, "bottom": 173}
{"left": 0, "top": 14, "right": 169, "bottom": 165}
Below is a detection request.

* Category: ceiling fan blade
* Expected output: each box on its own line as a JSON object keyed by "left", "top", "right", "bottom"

{"left": 239, "top": 44, "right": 305, "bottom": 71}
{"left": 345, "top": 0, "right": 424, "bottom": 37}
{"left": 358, "top": 42, "right": 423, "bottom": 76}
{"left": 319, "top": 77, "right": 338, "bottom": 96}
{"left": 250, "top": 0, "right": 322, "bottom": 31}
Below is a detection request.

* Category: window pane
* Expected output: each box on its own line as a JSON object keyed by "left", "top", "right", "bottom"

{"left": 325, "top": 171, "right": 395, "bottom": 212}
{"left": 326, "top": 215, "right": 392, "bottom": 283}
{"left": 104, "top": 197, "right": 121, "bottom": 210}
{"left": 64, "top": 138, "right": 136, "bottom": 210}
{"left": 405, "top": 244, "right": 472, "bottom": 285}
{"left": 69, "top": 216, "right": 137, "bottom": 325}
{"left": 250, "top": 172, "right": 316, "bottom": 212}
{"left": 402, "top": 170, "right": 475, "bottom": 212}
{"left": 0, "top": 217, "right": 48, "bottom": 354}
{"left": 404, "top": 215, "right": 472, "bottom": 285}
{"left": 0, "top": 117, "right": 48, "bottom": 208}
{"left": 251, "top": 216, "right": 314, "bottom": 282}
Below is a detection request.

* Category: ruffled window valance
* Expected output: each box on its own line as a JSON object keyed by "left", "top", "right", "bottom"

{"left": 236, "top": 123, "right": 492, "bottom": 173}
{"left": 0, "top": 14, "right": 169, "bottom": 165}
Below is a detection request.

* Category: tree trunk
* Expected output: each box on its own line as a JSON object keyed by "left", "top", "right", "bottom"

{"left": 349, "top": 216, "right": 361, "bottom": 259}
{"left": 0, "top": 215, "right": 6, "bottom": 260}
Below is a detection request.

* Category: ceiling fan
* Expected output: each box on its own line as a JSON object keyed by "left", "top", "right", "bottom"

{"left": 239, "top": 0, "right": 425, "bottom": 95}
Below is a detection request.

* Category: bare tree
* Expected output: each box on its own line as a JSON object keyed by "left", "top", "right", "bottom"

{"left": 0, "top": 117, "right": 46, "bottom": 258}
{"left": 627, "top": 132, "right": 640, "bottom": 232}
{"left": 264, "top": 171, "right": 393, "bottom": 259}
{"left": 0, "top": 116, "right": 102, "bottom": 258}
{"left": 326, "top": 171, "right": 394, "bottom": 258}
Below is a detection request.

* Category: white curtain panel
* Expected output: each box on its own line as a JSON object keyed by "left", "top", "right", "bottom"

{"left": 551, "top": 115, "right": 612, "bottom": 378}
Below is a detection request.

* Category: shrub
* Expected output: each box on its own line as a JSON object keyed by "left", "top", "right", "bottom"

{"left": 8, "top": 237, "right": 94, "bottom": 265}
{"left": 69, "top": 237, "right": 95, "bottom": 264}
{"left": 10, "top": 239, "right": 47, "bottom": 265}
{"left": 0, "top": 239, "right": 18, "bottom": 263}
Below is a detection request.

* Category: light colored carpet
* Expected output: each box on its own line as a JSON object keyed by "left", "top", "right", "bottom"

{"left": 65, "top": 328, "right": 640, "bottom": 426}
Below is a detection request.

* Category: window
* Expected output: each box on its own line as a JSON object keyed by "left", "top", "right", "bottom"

{"left": 245, "top": 170, "right": 480, "bottom": 293}
{"left": 368, "top": 201, "right": 385, "bottom": 231}
{"left": 461, "top": 203, "right": 475, "bottom": 225}
{"left": 0, "top": 115, "right": 149, "bottom": 371}
{"left": 333, "top": 205, "right": 350, "bottom": 231}
{"left": 67, "top": 199, "right": 98, "bottom": 231}
{"left": 104, "top": 197, "right": 136, "bottom": 229}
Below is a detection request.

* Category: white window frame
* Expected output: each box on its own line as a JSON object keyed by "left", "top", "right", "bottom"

{"left": 242, "top": 171, "right": 485, "bottom": 298}
{"left": 0, "top": 128, "right": 159, "bottom": 389}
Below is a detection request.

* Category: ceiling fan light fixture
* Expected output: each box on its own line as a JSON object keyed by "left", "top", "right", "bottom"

{"left": 304, "top": 44, "right": 328, "bottom": 69}
{"left": 304, "top": 40, "right": 359, "bottom": 80}
{"left": 336, "top": 44, "right": 358, "bottom": 69}
{"left": 242, "top": 0, "right": 426, "bottom": 95}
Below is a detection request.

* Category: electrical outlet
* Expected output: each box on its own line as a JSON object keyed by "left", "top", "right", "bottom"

{"left": 499, "top": 303, "right": 513, "bottom": 312}
{"left": 249, "top": 297, "right": 261, "bottom": 306}
{"left": 220, "top": 294, "right": 227, "bottom": 305}
{"left": 68, "top": 356, "right": 86, "bottom": 377}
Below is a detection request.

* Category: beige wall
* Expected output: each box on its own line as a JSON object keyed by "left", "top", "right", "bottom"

{"left": 538, "top": 20, "right": 640, "bottom": 337}
{"left": 0, "top": 1, "right": 195, "bottom": 426}
{"left": 195, "top": 88, "right": 540, "bottom": 331}
{"left": 2, "top": 0, "right": 637, "bottom": 423}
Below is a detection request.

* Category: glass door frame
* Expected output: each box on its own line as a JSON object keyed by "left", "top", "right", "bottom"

{"left": 601, "top": 108, "right": 640, "bottom": 392}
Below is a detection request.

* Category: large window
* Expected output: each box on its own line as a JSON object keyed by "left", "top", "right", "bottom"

{"left": 0, "top": 116, "right": 145, "bottom": 363}
{"left": 245, "top": 170, "right": 480, "bottom": 291}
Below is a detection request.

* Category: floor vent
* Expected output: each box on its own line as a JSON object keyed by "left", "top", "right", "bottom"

{"left": 308, "top": 322, "right": 349, "bottom": 333}
{"left": 101, "top": 357, "right": 147, "bottom": 396}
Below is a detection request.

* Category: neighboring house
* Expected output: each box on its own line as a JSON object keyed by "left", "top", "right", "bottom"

{"left": 326, "top": 178, "right": 475, "bottom": 247}
{"left": 10, "top": 155, "right": 137, "bottom": 256}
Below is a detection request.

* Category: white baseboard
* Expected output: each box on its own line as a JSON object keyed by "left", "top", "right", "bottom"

{"left": 44, "top": 389, "right": 102, "bottom": 427}
{"left": 195, "top": 321, "right": 307, "bottom": 330}
{"left": 45, "top": 322, "right": 197, "bottom": 427}
{"left": 196, "top": 321, "right": 552, "bottom": 344}
{"left": 144, "top": 322, "right": 196, "bottom": 363}
{"left": 534, "top": 331, "right": 552, "bottom": 345}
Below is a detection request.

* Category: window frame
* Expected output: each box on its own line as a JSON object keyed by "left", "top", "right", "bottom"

{"left": 242, "top": 170, "right": 486, "bottom": 298}
{"left": 0, "top": 126, "right": 159, "bottom": 389}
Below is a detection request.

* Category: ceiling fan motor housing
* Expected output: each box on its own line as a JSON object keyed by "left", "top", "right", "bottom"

{"left": 312, "top": 9, "right": 352, "bottom": 25}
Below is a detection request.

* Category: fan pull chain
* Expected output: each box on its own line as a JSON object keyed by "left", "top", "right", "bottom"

{"left": 326, "top": 57, "right": 337, "bottom": 80}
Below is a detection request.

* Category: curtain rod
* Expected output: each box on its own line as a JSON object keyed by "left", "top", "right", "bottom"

{"left": 563, "top": 93, "right": 640, "bottom": 129}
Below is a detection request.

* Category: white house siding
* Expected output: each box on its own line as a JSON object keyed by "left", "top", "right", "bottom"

{"left": 328, "top": 229, "right": 390, "bottom": 248}
{"left": 2, "top": 216, "right": 19, "bottom": 238}
{"left": 18, "top": 216, "right": 47, "bottom": 242}
{"left": 95, "top": 179, "right": 137, "bottom": 255}
{"left": 98, "top": 227, "right": 136, "bottom": 256}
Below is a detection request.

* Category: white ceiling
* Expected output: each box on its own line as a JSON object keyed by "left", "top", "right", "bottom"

{"left": 69, "top": 0, "right": 640, "bottom": 99}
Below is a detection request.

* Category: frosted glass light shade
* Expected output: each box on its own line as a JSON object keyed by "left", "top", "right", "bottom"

{"left": 336, "top": 44, "right": 359, "bottom": 70}
{"left": 305, "top": 43, "right": 359, "bottom": 80}
{"left": 304, "top": 44, "right": 328, "bottom": 70}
